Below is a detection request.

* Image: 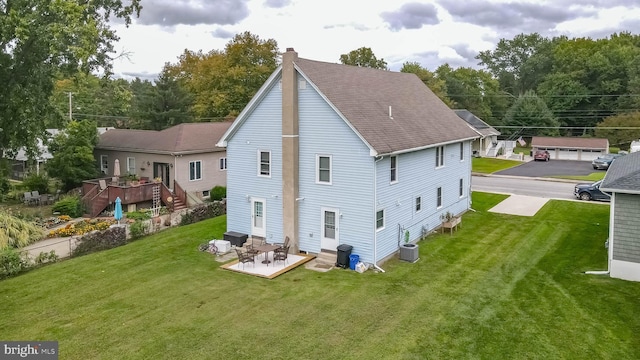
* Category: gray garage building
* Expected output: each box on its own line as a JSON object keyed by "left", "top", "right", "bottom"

{"left": 531, "top": 136, "right": 609, "bottom": 161}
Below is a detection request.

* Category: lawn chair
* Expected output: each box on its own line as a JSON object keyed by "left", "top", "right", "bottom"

{"left": 273, "top": 245, "right": 290, "bottom": 266}
{"left": 31, "top": 191, "right": 40, "bottom": 205}
{"left": 235, "top": 248, "right": 255, "bottom": 269}
{"left": 245, "top": 237, "right": 264, "bottom": 259}
{"left": 39, "top": 194, "right": 50, "bottom": 206}
{"left": 274, "top": 236, "right": 290, "bottom": 255}
{"left": 23, "top": 192, "right": 33, "bottom": 205}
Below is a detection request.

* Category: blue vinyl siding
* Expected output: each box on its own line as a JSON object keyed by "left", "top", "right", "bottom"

{"left": 297, "top": 74, "right": 375, "bottom": 261}
{"left": 375, "top": 141, "right": 472, "bottom": 261}
{"left": 226, "top": 79, "right": 283, "bottom": 240}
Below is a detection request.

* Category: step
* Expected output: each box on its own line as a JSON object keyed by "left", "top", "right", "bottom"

{"left": 315, "top": 250, "right": 337, "bottom": 266}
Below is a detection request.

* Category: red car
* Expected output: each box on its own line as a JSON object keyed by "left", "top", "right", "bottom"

{"left": 534, "top": 150, "right": 550, "bottom": 161}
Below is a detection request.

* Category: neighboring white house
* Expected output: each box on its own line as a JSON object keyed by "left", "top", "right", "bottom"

{"left": 217, "top": 48, "right": 479, "bottom": 266}
{"left": 454, "top": 110, "right": 501, "bottom": 157}
{"left": 531, "top": 136, "right": 609, "bottom": 161}
{"left": 600, "top": 151, "right": 640, "bottom": 282}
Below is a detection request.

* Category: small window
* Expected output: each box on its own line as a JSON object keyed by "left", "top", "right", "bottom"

{"left": 460, "top": 143, "right": 464, "bottom": 161}
{"left": 202, "top": 190, "right": 210, "bottom": 197}
{"left": 127, "top": 157, "right": 136, "bottom": 175}
{"left": 437, "top": 187, "right": 442, "bottom": 208}
{"left": 219, "top": 157, "right": 227, "bottom": 171}
{"left": 376, "top": 209, "right": 385, "bottom": 230}
{"left": 459, "top": 178, "right": 464, "bottom": 197}
{"left": 436, "top": 146, "right": 445, "bottom": 167}
{"left": 258, "top": 151, "right": 271, "bottom": 177}
{"left": 390, "top": 156, "right": 398, "bottom": 183}
{"left": 317, "top": 155, "right": 332, "bottom": 184}
{"left": 189, "top": 161, "right": 202, "bottom": 181}
{"left": 100, "top": 155, "right": 108, "bottom": 174}
{"left": 415, "top": 196, "right": 422, "bottom": 212}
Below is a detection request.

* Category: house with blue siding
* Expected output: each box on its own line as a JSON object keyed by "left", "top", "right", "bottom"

{"left": 600, "top": 151, "right": 640, "bottom": 282}
{"left": 217, "top": 48, "right": 479, "bottom": 267}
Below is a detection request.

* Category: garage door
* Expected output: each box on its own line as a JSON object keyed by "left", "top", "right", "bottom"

{"left": 581, "top": 150, "right": 602, "bottom": 161}
{"left": 558, "top": 149, "right": 579, "bottom": 160}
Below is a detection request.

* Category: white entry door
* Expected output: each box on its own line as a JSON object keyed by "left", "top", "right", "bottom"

{"left": 251, "top": 198, "right": 266, "bottom": 238}
{"left": 321, "top": 207, "right": 339, "bottom": 250}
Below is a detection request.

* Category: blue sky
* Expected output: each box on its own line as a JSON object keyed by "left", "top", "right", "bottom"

{"left": 110, "top": 0, "right": 640, "bottom": 80}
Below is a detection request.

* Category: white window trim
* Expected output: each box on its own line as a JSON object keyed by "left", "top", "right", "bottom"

{"left": 415, "top": 196, "right": 422, "bottom": 213}
{"left": 459, "top": 178, "right": 464, "bottom": 198}
{"left": 219, "top": 157, "right": 227, "bottom": 171}
{"left": 127, "top": 157, "right": 136, "bottom": 175}
{"left": 390, "top": 155, "right": 398, "bottom": 184}
{"left": 460, "top": 143, "right": 464, "bottom": 162}
{"left": 316, "top": 154, "right": 332, "bottom": 185}
{"left": 436, "top": 186, "right": 443, "bottom": 209}
{"left": 100, "top": 155, "right": 108, "bottom": 174}
{"left": 436, "top": 146, "right": 445, "bottom": 168}
{"left": 189, "top": 160, "right": 202, "bottom": 181}
{"left": 258, "top": 150, "right": 271, "bottom": 178}
{"left": 376, "top": 209, "right": 385, "bottom": 231}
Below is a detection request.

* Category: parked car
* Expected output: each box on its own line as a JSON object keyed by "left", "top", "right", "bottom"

{"left": 591, "top": 154, "right": 622, "bottom": 170}
{"left": 533, "top": 150, "right": 550, "bottom": 161}
{"left": 574, "top": 180, "right": 611, "bottom": 201}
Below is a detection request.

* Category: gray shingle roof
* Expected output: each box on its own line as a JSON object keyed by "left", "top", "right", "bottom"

{"left": 601, "top": 151, "right": 640, "bottom": 194}
{"left": 454, "top": 109, "right": 500, "bottom": 137}
{"left": 295, "top": 58, "right": 479, "bottom": 155}
{"left": 531, "top": 136, "right": 609, "bottom": 149}
{"left": 97, "top": 122, "right": 232, "bottom": 154}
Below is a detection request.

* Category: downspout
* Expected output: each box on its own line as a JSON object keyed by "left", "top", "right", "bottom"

{"left": 585, "top": 193, "right": 613, "bottom": 275}
{"left": 373, "top": 155, "right": 385, "bottom": 273}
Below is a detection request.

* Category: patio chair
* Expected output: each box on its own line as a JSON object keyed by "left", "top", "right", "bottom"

{"left": 31, "top": 191, "right": 40, "bottom": 205}
{"left": 245, "top": 237, "right": 264, "bottom": 259}
{"left": 235, "top": 248, "right": 255, "bottom": 269}
{"left": 274, "top": 236, "right": 290, "bottom": 255}
{"left": 23, "top": 192, "right": 33, "bottom": 205}
{"left": 273, "top": 245, "right": 290, "bottom": 266}
{"left": 39, "top": 194, "right": 50, "bottom": 206}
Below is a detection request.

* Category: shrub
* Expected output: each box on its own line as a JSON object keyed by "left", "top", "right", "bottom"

{"left": 34, "top": 250, "right": 59, "bottom": 265}
{"left": 0, "top": 249, "right": 29, "bottom": 279}
{"left": 210, "top": 186, "right": 226, "bottom": 201}
{"left": 129, "top": 221, "right": 149, "bottom": 240}
{"left": 52, "top": 195, "right": 83, "bottom": 217}
{"left": 71, "top": 226, "right": 127, "bottom": 257}
{"left": 125, "top": 210, "right": 151, "bottom": 221}
{"left": 22, "top": 173, "right": 50, "bottom": 194}
{"left": 180, "top": 202, "right": 226, "bottom": 226}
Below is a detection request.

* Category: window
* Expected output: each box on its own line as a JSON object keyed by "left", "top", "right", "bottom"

{"left": 436, "top": 146, "right": 444, "bottom": 167}
{"left": 100, "top": 155, "right": 108, "bottom": 174}
{"left": 202, "top": 190, "right": 210, "bottom": 197}
{"left": 127, "top": 157, "right": 136, "bottom": 175}
{"left": 376, "top": 209, "right": 385, "bottom": 230}
{"left": 219, "top": 157, "right": 227, "bottom": 171}
{"left": 437, "top": 187, "right": 442, "bottom": 208}
{"left": 317, "top": 155, "right": 332, "bottom": 184}
{"left": 415, "top": 196, "right": 422, "bottom": 212}
{"left": 459, "top": 178, "right": 464, "bottom": 197}
{"left": 324, "top": 211, "right": 336, "bottom": 239}
{"left": 460, "top": 143, "right": 464, "bottom": 161}
{"left": 390, "top": 156, "right": 398, "bottom": 183}
{"left": 189, "top": 160, "right": 202, "bottom": 181}
{"left": 258, "top": 151, "right": 270, "bottom": 177}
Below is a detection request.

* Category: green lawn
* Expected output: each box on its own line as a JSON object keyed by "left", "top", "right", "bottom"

{"left": 472, "top": 157, "right": 522, "bottom": 173}
{"left": 552, "top": 172, "right": 606, "bottom": 182}
{"left": 2, "top": 193, "right": 639, "bottom": 359}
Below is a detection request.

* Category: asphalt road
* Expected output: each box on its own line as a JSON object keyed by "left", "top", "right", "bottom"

{"left": 494, "top": 159, "right": 601, "bottom": 177}
{"left": 471, "top": 175, "right": 582, "bottom": 200}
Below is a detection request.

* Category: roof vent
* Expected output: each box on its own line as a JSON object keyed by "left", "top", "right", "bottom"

{"left": 389, "top": 106, "right": 394, "bottom": 120}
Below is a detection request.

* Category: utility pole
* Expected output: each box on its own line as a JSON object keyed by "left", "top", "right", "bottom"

{"left": 68, "top": 92, "right": 73, "bottom": 120}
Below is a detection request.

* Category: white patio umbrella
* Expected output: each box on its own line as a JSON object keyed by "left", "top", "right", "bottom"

{"left": 113, "top": 159, "right": 121, "bottom": 177}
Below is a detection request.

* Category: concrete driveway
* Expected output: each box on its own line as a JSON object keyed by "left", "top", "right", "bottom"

{"left": 495, "top": 159, "right": 600, "bottom": 177}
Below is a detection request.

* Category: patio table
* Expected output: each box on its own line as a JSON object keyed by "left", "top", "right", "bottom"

{"left": 254, "top": 244, "right": 279, "bottom": 266}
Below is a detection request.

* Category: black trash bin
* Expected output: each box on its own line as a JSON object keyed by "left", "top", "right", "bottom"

{"left": 336, "top": 244, "right": 353, "bottom": 269}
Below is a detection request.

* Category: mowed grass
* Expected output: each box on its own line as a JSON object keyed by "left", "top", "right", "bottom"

{"left": 2, "top": 194, "right": 640, "bottom": 359}
{"left": 553, "top": 172, "right": 606, "bottom": 182}
{"left": 472, "top": 157, "right": 522, "bottom": 173}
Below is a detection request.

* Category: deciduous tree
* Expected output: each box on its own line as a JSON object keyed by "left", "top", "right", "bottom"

{"left": 47, "top": 120, "right": 100, "bottom": 191}
{"left": 339, "top": 47, "right": 388, "bottom": 70}
{"left": 503, "top": 91, "right": 560, "bottom": 137}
